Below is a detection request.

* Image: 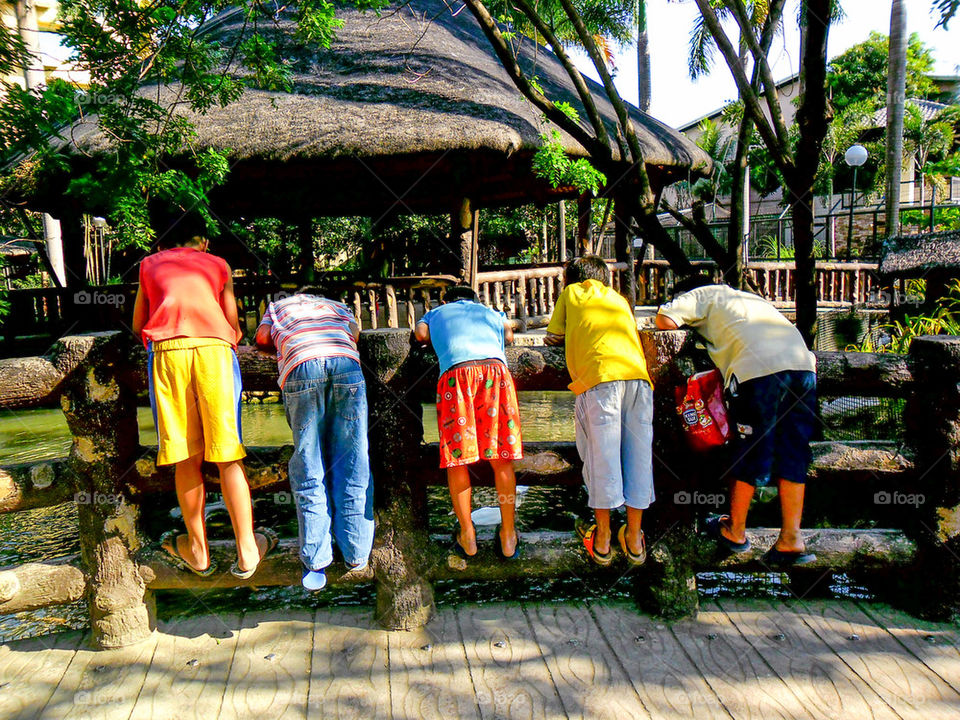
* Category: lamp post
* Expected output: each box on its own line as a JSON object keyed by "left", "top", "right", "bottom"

{"left": 844, "top": 144, "right": 869, "bottom": 259}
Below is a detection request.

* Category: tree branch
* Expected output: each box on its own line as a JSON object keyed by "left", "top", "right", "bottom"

{"left": 509, "top": 0, "right": 612, "bottom": 158}
{"left": 459, "top": 0, "right": 605, "bottom": 157}
{"left": 726, "top": 0, "right": 790, "bottom": 148}
{"left": 692, "top": 0, "right": 793, "bottom": 178}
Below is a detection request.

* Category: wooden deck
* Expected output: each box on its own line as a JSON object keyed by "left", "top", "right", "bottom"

{"left": 1, "top": 599, "right": 958, "bottom": 719}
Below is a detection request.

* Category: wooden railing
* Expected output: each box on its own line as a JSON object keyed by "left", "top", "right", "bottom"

{"left": 2, "top": 330, "right": 958, "bottom": 648}
{"left": 636, "top": 259, "right": 883, "bottom": 306}
{"left": 2, "top": 260, "right": 884, "bottom": 351}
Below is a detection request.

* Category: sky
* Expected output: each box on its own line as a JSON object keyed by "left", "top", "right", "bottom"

{"left": 568, "top": 0, "right": 960, "bottom": 129}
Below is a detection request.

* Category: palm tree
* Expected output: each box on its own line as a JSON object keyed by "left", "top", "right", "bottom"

{"left": 885, "top": 0, "right": 907, "bottom": 239}
{"left": 636, "top": 0, "right": 651, "bottom": 112}
{"left": 904, "top": 103, "right": 959, "bottom": 207}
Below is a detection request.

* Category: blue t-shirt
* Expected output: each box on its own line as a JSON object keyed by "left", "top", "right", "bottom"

{"left": 420, "top": 300, "right": 508, "bottom": 374}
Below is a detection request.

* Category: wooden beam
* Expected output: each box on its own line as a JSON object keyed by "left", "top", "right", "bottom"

{"left": 0, "top": 557, "right": 85, "bottom": 614}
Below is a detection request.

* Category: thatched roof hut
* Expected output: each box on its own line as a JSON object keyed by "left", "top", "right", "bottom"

{"left": 879, "top": 230, "right": 960, "bottom": 278}
{"left": 35, "top": 0, "right": 709, "bottom": 220}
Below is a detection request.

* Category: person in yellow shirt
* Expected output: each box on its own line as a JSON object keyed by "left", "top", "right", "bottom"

{"left": 545, "top": 255, "right": 653, "bottom": 566}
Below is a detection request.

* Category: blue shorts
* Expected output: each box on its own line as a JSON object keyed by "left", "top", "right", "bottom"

{"left": 725, "top": 370, "right": 817, "bottom": 487}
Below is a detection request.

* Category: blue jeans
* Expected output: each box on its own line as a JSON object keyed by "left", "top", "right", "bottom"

{"left": 282, "top": 357, "right": 374, "bottom": 570}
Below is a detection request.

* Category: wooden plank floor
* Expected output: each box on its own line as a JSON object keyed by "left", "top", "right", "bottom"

{"left": 1, "top": 600, "right": 959, "bottom": 720}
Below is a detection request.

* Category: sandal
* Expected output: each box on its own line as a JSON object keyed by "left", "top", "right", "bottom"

{"left": 494, "top": 524, "right": 520, "bottom": 560}
{"left": 159, "top": 530, "right": 217, "bottom": 577}
{"left": 230, "top": 527, "right": 278, "bottom": 579}
{"left": 704, "top": 515, "right": 751, "bottom": 554}
{"left": 451, "top": 521, "right": 478, "bottom": 559}
{"left": 617, "top": 525, "right": 647, "bottom": 566}
{"left": 575, "top": 519, "right": 614, "bottom": 567}
{"left": 762, "top": 547, "right": 817, "bottom": 568}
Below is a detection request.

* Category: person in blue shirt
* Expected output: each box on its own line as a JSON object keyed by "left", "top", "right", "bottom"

{"left": 415, "top": 285, "right": 522, "bottom": 560}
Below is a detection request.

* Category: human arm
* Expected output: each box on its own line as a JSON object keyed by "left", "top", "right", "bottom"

{"left": 219, "top": 266, "right": 244, "bottom": 344}
{"left": 544, "top": 290, "right": 566, "bottom": 346}
{"left": 655, "top": 314, "right": 679, "bottom": 330}
{"left": 502, "top": 319, "right": 514, "bottom": 345}
{"left": 131, "top": 285, "right": 148, "bottom": 338}
{"left": 414, "top": 321, "right": 430, "bottom": 344}
{"left": 349, "top": 320, "right": 360, "bottom": 342}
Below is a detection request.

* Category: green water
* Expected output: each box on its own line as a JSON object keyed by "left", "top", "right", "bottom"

{"left": 0, "top": 393, "right": 579, "bottom": 640}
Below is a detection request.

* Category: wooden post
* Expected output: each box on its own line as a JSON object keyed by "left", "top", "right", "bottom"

{"left": 360, "top": 330, "right": 435, "bottom": 629}
{"left": 614, "top": 195, "right": 636, "bottom": 308}
{"left": 385, "top": 285, "right": 399, "bottom": 328}
{"left": 577, "top": 195, "right": 592, "bottom": 256}
{"left": 60, "top": 332, "right": 155, "bottom": 648}
{"left": 297, "top": 219, "right": 315, "bottom": 283}
{"left": 558, "top": 200, "right": 567, "bottom": 262}
{"left": 451, "top": 197, "right": 478, "bottom": 289}
{"left": 902, "top": 336, "right": 960, "bottom": 620}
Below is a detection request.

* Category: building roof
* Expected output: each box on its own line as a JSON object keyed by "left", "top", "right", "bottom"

{"left": 38, "top": 0, "right": 710, "bottom": 219}
{"left": 879, "top": 230, "right": 960, "bottom": 277}
{"left": 677, "top": 72, "right": 801, "bottom": 133}
{"left": 871, "top": 98, "right": 952, "bottom": 127}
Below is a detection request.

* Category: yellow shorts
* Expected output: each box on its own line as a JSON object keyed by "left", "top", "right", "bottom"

{"left": 148, "top": 338, "right": 246, "bottom": 466}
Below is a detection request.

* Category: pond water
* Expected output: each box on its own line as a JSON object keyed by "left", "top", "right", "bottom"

{"left": 0, "top": 390, "right": 876, "bottom": 642}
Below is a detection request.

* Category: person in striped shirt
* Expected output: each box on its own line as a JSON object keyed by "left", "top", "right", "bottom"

{"left": 255, "top": 288, "right": 373, "bottom": 591}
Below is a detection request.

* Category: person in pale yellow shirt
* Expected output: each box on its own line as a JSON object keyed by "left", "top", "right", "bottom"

{"left": 545, "top": 256, "right": 653, "bottom": 566}
{"left": 656, "top": 275, "right": 818, "bottom": 568}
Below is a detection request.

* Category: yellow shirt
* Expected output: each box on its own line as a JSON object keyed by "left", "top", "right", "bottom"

{"left": 657, "top": 284, "right": 816, "bottom": 387}
{"left": 546, "top": 279, "right": 652, "bottom": 395}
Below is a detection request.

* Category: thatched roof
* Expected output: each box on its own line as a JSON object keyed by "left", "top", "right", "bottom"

{"left": 879, "top": 230, "right": 960, "bottom": 277}
{"left": 45, "top": 0, "right": 710, "bottom": 218}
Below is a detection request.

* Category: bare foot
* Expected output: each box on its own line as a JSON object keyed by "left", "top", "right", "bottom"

{"left": 457, "top": 526, "right": 478, "bottom": 556}
{"left": 236, "top": 532, "right": 269, "bottom": 574}
{"left": 163, "top": 534, "right": 210, "bottom": 573}
{"left": 719, "top": 517, "right": 748, "bottom": 546}
{"left": 593, "top": 526, "right": 612, "bottom": 556}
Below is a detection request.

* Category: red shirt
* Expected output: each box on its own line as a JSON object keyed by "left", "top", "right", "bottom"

{"left": 139, "top": 247, "right": 237, "bottom": 347}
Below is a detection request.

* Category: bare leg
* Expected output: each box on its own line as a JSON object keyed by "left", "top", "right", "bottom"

{"left": 490, "top": 459, "right": 517, "bottom": 555}
{"left": 593, "top": 508, "right": 612, "bottom": 555}
{"left": 217, "top": 460, "right": 262, "bottom": 572}
{"left": 624, "top": 506, "right": 644, "bottom": 555}
{"left": 447, "top": 465, "right": 476, "bottom": 555}
{"left": 775, "top": 479, "right": 806, "bottom": 552}
{"left": 722, "top": 479, "right": 755, "bottom": 545}
{"left": 173, "top": 452, "right": 209, "bottom": 570}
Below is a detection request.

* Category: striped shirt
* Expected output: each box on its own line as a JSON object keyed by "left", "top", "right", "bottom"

{"left": 258, "top": 294, "right": 360, "bottom": 388}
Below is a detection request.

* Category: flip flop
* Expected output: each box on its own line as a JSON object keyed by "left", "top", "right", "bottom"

{"left": 230, "top": 527, "right": 279, "bottom": 579}
{"left": 575, "top": 519, "right": 614, "bottom": 567}
{"left": 704, "top": 515, "right": 751, "bottom": 554}
{"left": 494, "top": 524, "right": 521, "bottom": 561}
{"left": 451, "top": 521, "right": 478, "bottom": 559}
{"left": 159, "top": 530, "right": 217, "bottom": 577}
{"left": 617, "top": 526, "right": 647, "bottom": 566}
{"left": 762, "top": 547, "right": 817, "bottom": 568}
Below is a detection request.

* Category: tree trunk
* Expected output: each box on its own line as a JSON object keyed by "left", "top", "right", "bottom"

{"left": 636, "top": 0, "right": 651, "bottom": 113}
{"left": 885, "top": 0, "right": 908, "bottom": 240}
{"left": 790, "top": 0, "right": 832, "bottom": 347}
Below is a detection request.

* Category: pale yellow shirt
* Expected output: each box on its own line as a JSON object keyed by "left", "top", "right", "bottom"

{"left": 658, "top": 285, "right": 816, "bottom": 387}
{"left": 546, "top": 279, "right": 652, "bottom": 395}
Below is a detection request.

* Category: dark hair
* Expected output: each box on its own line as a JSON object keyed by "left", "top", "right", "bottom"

{"left": 564, "top": 255, "right": 610, "bottom": 286}
{"left": 670, "top": 274, "right": 716, "bottom": 298}
{"left": 155, "top": 212, "right": 210, "bottom": 251}
{"left": 296, "top": 285, "right": 327, "bottom": 297}
{"left": 443, "top": 285, "right": 479, "bottom": 303}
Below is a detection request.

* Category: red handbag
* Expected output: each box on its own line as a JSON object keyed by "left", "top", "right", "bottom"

{"left": 675, "top": 369, "right": 731, "bottom": 451}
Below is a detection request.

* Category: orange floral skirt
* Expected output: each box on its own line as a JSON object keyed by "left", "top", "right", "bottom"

{"left": 436, "top": 360, "right": 523, "bottom": 468}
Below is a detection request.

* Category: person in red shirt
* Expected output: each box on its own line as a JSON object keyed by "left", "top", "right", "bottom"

{"left": 132, "top": 221, "right": 275, "bottom": 579}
